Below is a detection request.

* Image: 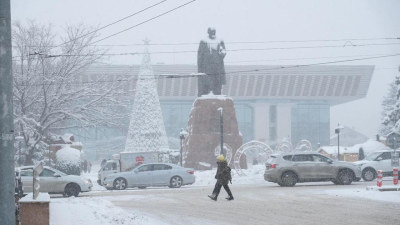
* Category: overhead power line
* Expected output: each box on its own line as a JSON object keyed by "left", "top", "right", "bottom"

{"left": 13, "top": 53, "right": 400, "bottom": 87}
{"left": 48, "top": 0, "right": 166, "bottom": 51}
{"left": 11, "top": 37, "right": 400, "bottom": 47}
{"left": 17, "top": 42, "right": 400, "bottom": 58}
{"left": 87, "top": 0, "right": 196, "bottom": 46}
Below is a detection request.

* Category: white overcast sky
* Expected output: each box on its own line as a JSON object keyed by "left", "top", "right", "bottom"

{"left": 11, "top": 0, "right": 400, "bottom": 138}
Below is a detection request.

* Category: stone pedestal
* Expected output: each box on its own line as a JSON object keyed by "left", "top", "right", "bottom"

{"left": 183, "top": 95, "right": 247, "bottom": 170}
{"left": 19, "top": 193, "right": 50, "bottom": 225}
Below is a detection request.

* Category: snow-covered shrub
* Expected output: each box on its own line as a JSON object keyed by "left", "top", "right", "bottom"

{"left": 158, "top": 148, "right": 180, "bottom": 164}
{"left": 56, "top": 146, "right": 81, "bottom": 175}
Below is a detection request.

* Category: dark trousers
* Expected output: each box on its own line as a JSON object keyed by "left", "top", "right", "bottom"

{"left": 212, "top": 182, "right": 233, "bottom": 197}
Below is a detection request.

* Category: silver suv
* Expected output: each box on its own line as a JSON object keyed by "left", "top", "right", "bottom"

{"left": 264, "top": 152, "right": 361, "bottom": 187}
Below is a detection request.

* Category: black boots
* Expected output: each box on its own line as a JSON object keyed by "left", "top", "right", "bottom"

{"left": 208, "top": 195, "right": 218, "bottom": 201}
{"left": 225, "top": 196, "right": 234, "bottom": 201}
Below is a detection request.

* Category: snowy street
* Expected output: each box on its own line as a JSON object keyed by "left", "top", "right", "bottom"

{"left": 77, "top": 180, "right": 400, "bottom": 225}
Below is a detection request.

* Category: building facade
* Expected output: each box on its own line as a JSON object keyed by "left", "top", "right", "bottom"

{"left": 63, "top": 64, "right": 374, "bottom": 153}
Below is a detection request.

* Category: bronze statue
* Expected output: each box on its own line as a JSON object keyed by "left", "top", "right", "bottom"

{"left": 197, "top": 27, "right": 226, "bottom": 96}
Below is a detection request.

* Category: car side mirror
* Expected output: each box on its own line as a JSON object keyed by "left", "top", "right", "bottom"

{"left": 54, "top": 173, "right": 61, "bottom": 177}
{"left": 327, "top": 160, "right": 333, "bottom": 164}
{"left": 134, "top": 170, "right": 138, "bottom": 173}
{"left": 376, "top": 157, "right": 383, "bottom": 161}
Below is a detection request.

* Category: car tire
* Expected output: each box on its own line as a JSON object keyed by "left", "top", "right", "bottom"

{"left": 280, "top": 171, "right": 297, "bottom": 187}
{"left": 353, "top": 177, "right": 361, "bottom": 182}
{"left": 332, "top": 180, "right": 339, "bottom": 185}
{"left": 170, "top": 176, "right": 183, "bottom": 188}
{"left": 113, "top": 178, "right": 127, "bottom": 190}
{"left": 362, "top": 168, "right": 376, "bottom": 181}
{"left": 337, "top": 170, "right": 353, "bottom": 185}
{"left": 64, "top": 183, "right": 80, "bottom": 197}
{"left": 138, "top": 186, "right": 147, "bottom": 189}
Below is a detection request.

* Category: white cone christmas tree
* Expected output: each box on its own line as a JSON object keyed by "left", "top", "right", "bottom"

{"left": 124, "top": 38, "right": 169, "bottom": 152}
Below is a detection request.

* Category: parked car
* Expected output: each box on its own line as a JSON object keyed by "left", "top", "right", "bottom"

{"left": 353, "top": 150, "right": 400, "bottom": 181}
{"left": 17, "top": 166, "right": 93, "bottom": 197}
{"left": 103, "top": 163, "right": 195, "bottom": 190}
{"left": 264, "top": 152, "right": 361, "bottom": 187}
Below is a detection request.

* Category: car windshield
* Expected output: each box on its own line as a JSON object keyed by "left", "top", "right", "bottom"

{"left": 364, "top": 152, "right": 382, "bottom": 161}
{"left": 49, "top": 168, "right": 67, "bottom": 176}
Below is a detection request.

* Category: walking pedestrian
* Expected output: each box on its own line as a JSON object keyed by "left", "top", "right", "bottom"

{"left": 208, "top": 155, "right": 234, "bottom": 201}
{"left": 83, "top": 160, "right": 88, "bottom": 173}
{"left": 101, "top": 158, "right": 107, "bottom": 168}
{"left": 87, "top": 161, "right": 92, "bottom": 173}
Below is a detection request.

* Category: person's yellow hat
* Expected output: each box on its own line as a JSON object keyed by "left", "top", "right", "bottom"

{"left": 217, "top": 155, "right": 225, "bottom": 161}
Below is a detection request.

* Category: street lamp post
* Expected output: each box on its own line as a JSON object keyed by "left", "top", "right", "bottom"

{"left": 335, "top": 123, "right": 344, "bottom": 161}
{"left": 218, "top": 108, "right": 224, "bottom": 156}
{"left": 179, "top": 128, "right": 188, "bottom": 167}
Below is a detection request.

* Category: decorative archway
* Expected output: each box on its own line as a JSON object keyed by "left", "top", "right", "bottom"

{"left": 295, "top": 140, "right": 313, "bottom": 151}
{"left": 214, "top": 143, "right": 233, "bottom": 165}
{"left": 234, "top": 141, "right": 274, "bottom": 177}
{"left": 275, "top": 141, "right": 293, "bottom": 153}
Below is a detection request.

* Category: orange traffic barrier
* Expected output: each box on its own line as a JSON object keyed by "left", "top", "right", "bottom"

{"left": 377, "top": 170, "right": 383, "bottom": 187}
{"left": 393, "top": 167, "right": 398, "bottom": 185}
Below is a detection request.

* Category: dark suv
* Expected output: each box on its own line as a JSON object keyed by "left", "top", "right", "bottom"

{"left": 264, "top": 152, "right": 362, "bottom": 187}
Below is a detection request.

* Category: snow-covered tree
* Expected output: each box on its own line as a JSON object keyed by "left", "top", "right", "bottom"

{"left": 124, "top": 39, "right": 169, "bottom": 152}
{"left": 381, "top": 76, "right": 400, "bottom": 135}
{"left": 12, "top": 21, "right": 129, "bottom": 165}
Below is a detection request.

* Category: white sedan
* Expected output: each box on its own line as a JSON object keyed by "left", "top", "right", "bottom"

{"left": 103, "top": 163, "right": 195, "bottom": 190}
{"left": 17, "top": 166, "right": 93, "bottom": 197}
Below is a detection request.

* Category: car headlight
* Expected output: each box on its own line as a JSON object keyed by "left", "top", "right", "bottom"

{"left": 81, "top": 178, "right": 91, "bottom": 183}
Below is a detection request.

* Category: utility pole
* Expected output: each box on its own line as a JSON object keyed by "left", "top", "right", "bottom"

{"left": 0, "top": 0, "right": 16, "bottom": 224}
{"left": 218, "top": 108, "right": 224, "bottom": 156}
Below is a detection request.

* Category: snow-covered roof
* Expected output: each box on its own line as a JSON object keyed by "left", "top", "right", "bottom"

{"left": 319, "top": 139, "right": 389, "bottom": 155}
{"left": 350, "top": 139, "right": 389, "bottom": 154}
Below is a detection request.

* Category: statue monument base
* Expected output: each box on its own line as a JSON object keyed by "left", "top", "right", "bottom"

{"left": 183, "top": 94, "right": 247, "bottom": 170}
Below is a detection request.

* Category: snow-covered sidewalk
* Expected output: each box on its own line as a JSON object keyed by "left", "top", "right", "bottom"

{"left": 50, "top": 197, "right": 164, "bottom": 225}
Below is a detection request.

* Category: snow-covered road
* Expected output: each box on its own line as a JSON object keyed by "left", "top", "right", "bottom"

{"left": 82, "top": 181, "right": 399, "bottom": 225}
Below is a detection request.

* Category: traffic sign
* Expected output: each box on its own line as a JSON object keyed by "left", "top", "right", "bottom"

{"left": 391, "top": 152, "right": 399, "bottom": 167}
{"left": 33, "top": 162, "right": 44, "bottom": 200}
{"left": 386, "top": 132, "right": 400, "bottom": 150}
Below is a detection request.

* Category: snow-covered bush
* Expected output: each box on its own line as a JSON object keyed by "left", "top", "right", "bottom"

{"left": 158, "top": 148, "right": 180, "bottom": 164}
{"left": 56, "top": 146, "right": 81, "bottom": 175}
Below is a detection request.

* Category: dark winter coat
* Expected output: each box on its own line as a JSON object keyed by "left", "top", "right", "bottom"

{"left": 215, "top": 160, "right": 232, "bottom": 185}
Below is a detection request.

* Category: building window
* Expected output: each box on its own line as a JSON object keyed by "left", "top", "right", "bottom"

{"left": 269, "top": 105, "right": 277, "bottom": 123}
{"left": 269, "top": 127, "right": 277, "bottom": 141}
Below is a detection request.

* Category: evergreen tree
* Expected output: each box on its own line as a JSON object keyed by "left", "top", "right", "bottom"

{"left": 124, "top": 39, "right": 169, "bottom": 152}
{"left": 358, "top": 147, "right": 365, "bottom": 160}
{"left": 381, "top": 76, "right": 400, "bottom": 135}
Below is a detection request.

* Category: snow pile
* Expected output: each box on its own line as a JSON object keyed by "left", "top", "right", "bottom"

{"left": 325, "top": 188, "right": 400, "bottom": 203}
{"left": 50, "top": 197, "right": 154, "bottom": 225}
{"left": 193, "top": 165, "right": 266, "bottom": 186}
{"left": 56, "top": 146, "right": 81, "bottom": 175}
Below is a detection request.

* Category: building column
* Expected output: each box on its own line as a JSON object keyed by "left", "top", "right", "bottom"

{"left": 277, "top": 104, "right": 292, "bottom": 142}
{"left": 250, "top": 103, "right": 270, "bottom": 142}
